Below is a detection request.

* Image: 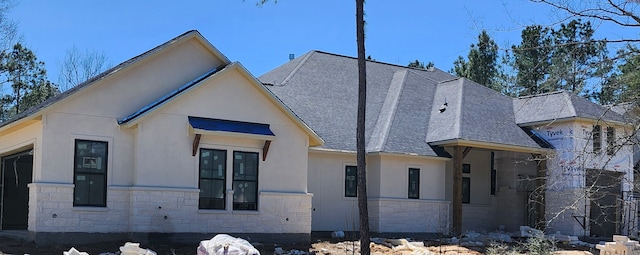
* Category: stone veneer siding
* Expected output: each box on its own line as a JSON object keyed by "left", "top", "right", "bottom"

{"left": 27, "top": 183, "right": 312, "bottom": 235}
{"left": 369, "top": 198, "right": 449, "bottom": 233}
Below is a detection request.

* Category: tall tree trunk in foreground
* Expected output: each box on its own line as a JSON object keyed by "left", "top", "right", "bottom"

{"left": 355, "top": 0, "right": 370, "bottom": 255}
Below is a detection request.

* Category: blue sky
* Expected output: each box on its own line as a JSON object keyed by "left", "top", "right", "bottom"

{"left": 9, "top": 1, "right": 638, "bottom": 84}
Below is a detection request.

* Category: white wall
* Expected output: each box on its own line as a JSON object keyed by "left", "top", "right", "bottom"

{"left": 22, "top": 36, "right": 315, "bottom": 234}
{"left": 308, "top": 151, "right": 449, "bottom": 233}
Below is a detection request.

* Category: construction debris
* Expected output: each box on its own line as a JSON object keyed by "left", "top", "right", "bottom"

{"left": 63, "top": 247, "right": 89, "bottom": 255}
{"left": 197, "top": 234, "right": 260, "bottom": 255}
{"left": 595, "top": 235, "right": 640, "bottom": 255}
{"left": 119, "top": 242, "right": 156, "bottom": 255}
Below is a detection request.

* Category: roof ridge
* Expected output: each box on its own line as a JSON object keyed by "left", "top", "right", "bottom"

{"left": 280, "top": 51, "right": 315, "bottom": 86}
{"left": 565, "top": 92, "right": 578, "bottom": 118}
{"left": 453, "top": 78, "right": 465, "bottom": 139}
{"left": 406, "top": 69, "right": 441, "bottom": 83}
{"left": 310, "top": 50, "right": 450, "bottom": 74}
{"left": 515, "top": 90, "right": 564, "bottom": 99}
{"left": 367, "top": 70, "right": 407, "bottom": 152}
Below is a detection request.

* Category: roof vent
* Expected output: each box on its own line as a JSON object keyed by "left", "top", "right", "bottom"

{"left": 289, "top": 53, "right": 295, "bottom": 61}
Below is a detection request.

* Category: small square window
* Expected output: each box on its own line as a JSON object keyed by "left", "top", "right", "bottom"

{"left": 463, "top": 164, "right": 471, "bottom": 173}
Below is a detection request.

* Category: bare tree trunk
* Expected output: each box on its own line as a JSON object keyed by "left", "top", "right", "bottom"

{"left": 355, "top": 0, "right": 370, "bottom": 254}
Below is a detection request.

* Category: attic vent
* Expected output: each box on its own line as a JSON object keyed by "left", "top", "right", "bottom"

{"left": 289, "top": 53, "right": 295, "bottom": 61}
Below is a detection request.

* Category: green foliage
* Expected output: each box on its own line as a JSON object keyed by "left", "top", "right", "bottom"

{"left": 521, "top": 233, "right": 557, "bottom": 255}
{"left": 408, "top": 59, "right": 434, "bottom": 69}
{"left": 486, "top": 234, "right": 557, "bottom": 255}
{"left": 547, "top": 19, "right": 609, "bottom": 95}
{"left": 511, "top": 25, "right": 553, "bottom": 96}
{"left": 597, "top": 47, "right": 640, "bottom": 104}
{"left": 501, "top": 19, "right": 611, "bottom": 98}
{"left": 0, "top": 43, "right": 58, "bottom": 121}
{"left": 452, "top": 30, "right": 501, "bottom": 92}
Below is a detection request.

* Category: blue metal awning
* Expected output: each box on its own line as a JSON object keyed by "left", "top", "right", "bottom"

{"left": 188, "top": 116, "right": 275, "bottom": 138}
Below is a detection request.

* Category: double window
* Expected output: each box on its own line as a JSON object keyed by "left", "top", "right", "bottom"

{"left": 73, "top": 140, "right": 108, "bottom": 207}
{"left": 198, "top": 149, "right": 259, "bottom": 211}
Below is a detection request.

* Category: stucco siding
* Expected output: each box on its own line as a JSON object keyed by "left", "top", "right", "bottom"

{"left": 52, "top": 38, "right": 223, "bottom": 120}
{"left": 308, "top": 151, "right": 448, "bottom": 232}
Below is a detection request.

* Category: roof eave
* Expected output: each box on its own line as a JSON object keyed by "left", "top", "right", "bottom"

{"left": 367, "top": 151, "right": 451, "bottom": 161}
{"left": 518, "top": 116, "right": 630, "bottom": 127}
{"left": 429, "top": 139, "right": 551, "bottom": 154}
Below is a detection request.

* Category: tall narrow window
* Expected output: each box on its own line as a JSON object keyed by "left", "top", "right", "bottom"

{"left": 408, "top": 168, "right": 420, "bottom": 199}
{"left": 592, "top": 125, "right": 602, "bottom": 153}
{"left": 345, "top": 165, "right": 357, "bottom": 197}
{"left": 491, "top": 152, "right": 496, "bottom": 196}
{"left": 606, "top": 127, "right": 616, "bottom": 155}
{"left": 233, "top": 151, "right": 258, "bottom": 210}
{"left": 199, "top": 149, "right": 226, "bottom": 210}
{"left": 73, "top": 140, "right": 108, "bottom": 207}
{"left": 462, "top": 177, "right": 471, "bottom": 204}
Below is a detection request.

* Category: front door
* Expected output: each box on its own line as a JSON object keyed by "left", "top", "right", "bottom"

{"left": 1, "top": 150, "right": 33, "bottom": 230}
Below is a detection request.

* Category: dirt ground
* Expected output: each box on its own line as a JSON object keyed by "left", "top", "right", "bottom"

{"left": 0, "top": 236, "right": 598, "bottom": 255}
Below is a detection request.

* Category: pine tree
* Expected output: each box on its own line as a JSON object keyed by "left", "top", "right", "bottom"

{"left": 452, "top": 30, "right": 500, "bottom": 91}
{"left": 0, "top": 43, "right": 58, "bottom": 121}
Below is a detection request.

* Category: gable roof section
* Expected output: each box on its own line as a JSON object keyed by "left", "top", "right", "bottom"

{"left": 513, "top": 91, "right": 626, "bottom": 126}
{"left": 119, "top": 61, "right": 323, "bottom": 147}
{"left": 117, "top": 65, "right": 227, "bottom": 125}
{"left": 260, "top": 50, "right": 461, "bottom": 157}
{"left": 426, "top": 78, "right": 543, "bottom": 152}
{"left": 0, "top": 30, "right": 229, "bottom": 132}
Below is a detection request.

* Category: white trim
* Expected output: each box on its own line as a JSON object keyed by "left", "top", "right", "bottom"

{"left": 0, "top": 139, "right": 36, "bottom": 157}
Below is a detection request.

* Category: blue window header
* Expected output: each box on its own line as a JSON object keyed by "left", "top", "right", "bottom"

{"left": 188, "top": 116, "right": 274, "bottom": 137}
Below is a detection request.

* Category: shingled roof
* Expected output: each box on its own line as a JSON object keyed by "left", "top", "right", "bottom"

{"left": 260, "top": 51, "right": 545, "bottom": 156}
{"left": 513, "top": 91, "right": 626, "bottom": 125}
{"left": 426, "top": 78, "right": 542, "bottom": 150}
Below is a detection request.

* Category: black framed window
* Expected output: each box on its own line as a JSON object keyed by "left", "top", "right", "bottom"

{"left": 491, "top": 152, "right": 496, "bottom": 195}
{"left": 606, "top": 127, "right": 616, "bottom": 155}
{"left": 199, "top": 149, "right": 226, "bottom": 210}
{"left": 463, "top": 163, "right": 471, "bottom": 173}
{"left": 345, "top": 165, "right": 357, "bottom": 197}
{"left": 232, "top": 151, "right": 258, "bottom": 210}
{"left": 462, "top": 177, "right": 471, "bottom": 204}
{"left": 73, "top": 140, "right": 108, "bottom": 207}
{"left": 408, "top": 168, "right": 420, "bottom": 199}
{"left": 593, "top": 125, "right": 602, "bottom": 153}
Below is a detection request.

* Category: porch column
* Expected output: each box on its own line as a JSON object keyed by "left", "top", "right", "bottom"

{"left": 452, "top": 146, "right": 466, "bottom": 236}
